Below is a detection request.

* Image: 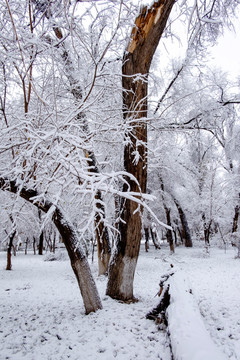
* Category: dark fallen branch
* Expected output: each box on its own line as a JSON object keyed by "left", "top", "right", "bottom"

{"left": 146, "top": 267, "right": 174, "bottom": 324}
{"left": 146, "top": 284, "right": 170, "bottom": 325}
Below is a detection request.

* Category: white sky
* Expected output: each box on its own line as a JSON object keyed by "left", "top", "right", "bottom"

{"left": 212, "top": 29, "right": 240, "bottom": 78}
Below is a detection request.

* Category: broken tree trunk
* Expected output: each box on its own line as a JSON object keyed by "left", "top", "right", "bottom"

{"left": 0, "top": 177, "right": 102, "bottom": 314}
{"left": 106, "top": 0, "right": 175, "bottom": 301}
{"left": 147, "top": 270, "right": 227, "bottom": 360}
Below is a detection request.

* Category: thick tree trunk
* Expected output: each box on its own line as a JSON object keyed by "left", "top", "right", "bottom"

{"left": 107, "top": 0, "right": 175, "bottom": 301}
{"left": 0, "top": 177, "right": 102, "bottom": 314}
{"left": 174, "top": 198, "right": 192, "bottom": 247}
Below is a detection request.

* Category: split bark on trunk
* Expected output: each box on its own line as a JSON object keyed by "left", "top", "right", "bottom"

{"left": 173, "top": 198, "right": 192, "bottom": 247}
{"left": 0, "top": 177, "right": 102, "bottom": 314}
{"left": 107, "top": 0, "right": 175, "bottom": 301}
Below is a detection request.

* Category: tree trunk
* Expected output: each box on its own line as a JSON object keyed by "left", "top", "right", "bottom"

{"left": 165, "top": 207, "right": 174, "bottom": 253}
{"left": 94, "top": 190, "right": 111, "bottom": 275}
{"left": 0, "top": 177, "right": 102, "bottom": 314}
{"left": 25, "top": 237, "right": 29, "bottom": 255}
{"left": 159, "top": 177, "right": 174, "bottom": 253}
{"left": 6, "top": 229, "right": 16, "bottom": 271}
{"left": 38, "top": 231, "right": 44, "bottom": 255}
{"left": 202, "top": 213, "right": 211, "bottom": 245}
{"left": 33, "top": 236, "right": 36, "bottom": 255}
{"left": 150, "top": 227, "right": 161, "bottom": 249}
{"left": 144, "top": 227, "right": 150, "bottom": 252}
{"left": 107, "top": 0, "right": 175, "bottom": 301}
{"left": 174, "top": 199, "right": 192, "bottom": 247}
{"left": 232, "top": 205, "right": 239, "bottom": 233}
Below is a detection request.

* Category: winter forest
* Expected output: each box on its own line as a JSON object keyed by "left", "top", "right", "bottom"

{"left": 0, "top": 0, "right": 240, "bottom": 359}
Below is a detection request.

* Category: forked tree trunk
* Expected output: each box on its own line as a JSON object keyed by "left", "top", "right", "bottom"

{"left": 173, "top": 198, "right": 192, "bottom": 247}
{"left": 107, "top": 0, "right": 175, "bottom": 301}
{"left": 0, "top": 177, "right": 102, "bottom": 314}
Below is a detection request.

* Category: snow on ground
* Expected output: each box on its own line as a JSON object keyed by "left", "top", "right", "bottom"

{"left": 0, "top": 244, "right": 239, "bottom": 360}
{"left": 169, "top": 247, "right": 240, "bottom": 360}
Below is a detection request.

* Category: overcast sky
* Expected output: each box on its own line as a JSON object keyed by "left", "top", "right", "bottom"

{"left": 212, "top": 29, "right": 240, "bottom": 79}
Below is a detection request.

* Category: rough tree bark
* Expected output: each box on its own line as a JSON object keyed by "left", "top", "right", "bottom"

{"left": 0, "top": 177, "right": 102, "bottom": 314}
{"left": 173, "top": 198, "right": 192, "bottom": 247}
{"left": 107, "top": 0, "right": 175, "bottom": 301}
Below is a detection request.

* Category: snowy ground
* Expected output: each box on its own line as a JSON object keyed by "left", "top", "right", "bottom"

{"left": 0, "top": 244, "right": 239, "bottom": 360}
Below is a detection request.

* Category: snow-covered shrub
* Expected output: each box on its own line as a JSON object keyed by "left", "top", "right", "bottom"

{"left": 44, "top": 251, "right": 68, "bottom": 262}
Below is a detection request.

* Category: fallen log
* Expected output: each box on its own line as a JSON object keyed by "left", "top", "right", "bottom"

{"left": 147, "top": 270, "right": 227, "bottom": 360}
